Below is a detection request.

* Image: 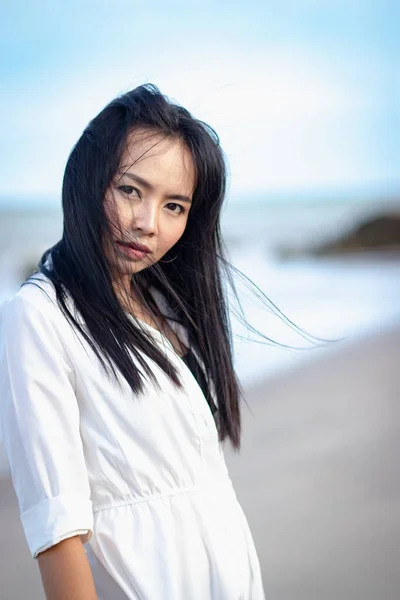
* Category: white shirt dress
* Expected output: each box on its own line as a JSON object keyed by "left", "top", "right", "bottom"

{"left": 0, "top": 272, "right": 265, "bottom": 600}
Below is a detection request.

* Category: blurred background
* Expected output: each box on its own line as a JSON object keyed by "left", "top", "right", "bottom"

{"left": 1, "top": 1, "right": 399, "bottom": 598}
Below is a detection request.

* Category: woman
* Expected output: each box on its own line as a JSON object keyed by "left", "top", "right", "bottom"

{"left": 0, "top": 84, "right": 266, "bottom": 599}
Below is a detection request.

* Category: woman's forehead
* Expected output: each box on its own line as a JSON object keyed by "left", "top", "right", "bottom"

{"left": 121, "top": 128, "right": 179, "bottom": 163}
{"left": 119, "top": 128, "right": 196, "bottom": 191}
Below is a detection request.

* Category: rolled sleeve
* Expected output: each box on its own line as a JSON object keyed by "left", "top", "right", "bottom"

{"left": 0, "top": 291, "right": 93, "bottom": 559}
{"left": 22, "top": 492, "right": 93, "bottom": 559}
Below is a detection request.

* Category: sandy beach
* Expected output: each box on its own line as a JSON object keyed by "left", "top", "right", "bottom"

{"left": 1, "top": 320, "right": 400, "bottom": 600}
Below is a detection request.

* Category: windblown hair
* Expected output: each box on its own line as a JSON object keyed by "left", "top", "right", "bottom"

{"left": 32, "top": 84, "right": 246, "bottom": 449}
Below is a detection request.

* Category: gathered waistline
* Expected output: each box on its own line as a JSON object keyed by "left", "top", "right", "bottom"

{"left": 92, "top": 481, "right": 235, "bottom": 515}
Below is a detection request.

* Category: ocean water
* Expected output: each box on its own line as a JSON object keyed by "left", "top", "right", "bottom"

{"left": 1, "top": 197, "right": 400, "bottom": 386}
{"left": 229, "top": 246, "right": 400, "bottom": 384}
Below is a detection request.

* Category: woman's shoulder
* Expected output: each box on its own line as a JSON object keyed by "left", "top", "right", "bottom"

{"left": 1, "top": 272, "right": 60, "bottom": 323}
{"left": 0, "top": 272, "right": 78, "bottom": 370}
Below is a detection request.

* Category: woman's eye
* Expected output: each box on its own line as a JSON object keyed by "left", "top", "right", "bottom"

{"left": 118, "top": 185, "right": 140, "bottom": 197}
{"left": 166, "top": 203, "right": 185, "bottom": 215}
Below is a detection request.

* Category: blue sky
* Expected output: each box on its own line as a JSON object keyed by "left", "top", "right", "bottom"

{"left": 1, "top": 0, "right": 399, "bottom": 204}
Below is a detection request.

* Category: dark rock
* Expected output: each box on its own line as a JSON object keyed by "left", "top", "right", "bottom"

{"left": 312, "top": 213, "right": 400, "bottom": 255}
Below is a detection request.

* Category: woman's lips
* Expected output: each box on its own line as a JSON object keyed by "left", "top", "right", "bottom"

{"left": 116, "top": 241, "right": 151, "bottom": 260}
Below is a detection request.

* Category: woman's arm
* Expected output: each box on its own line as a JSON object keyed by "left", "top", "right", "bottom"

{"left": 0, "top": 294, "right": 94, "bottom": 560}
{"left": 38, "top": 535, "right": 98, "bottom": 600}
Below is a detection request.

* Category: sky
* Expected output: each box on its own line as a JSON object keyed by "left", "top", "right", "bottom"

{"left": 1, "top": 0, "right": 399, "bottom": 204}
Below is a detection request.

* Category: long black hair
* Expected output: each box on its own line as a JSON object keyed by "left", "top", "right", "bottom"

{"left": 31, "top": 84, "right": 320, "bottom": 451}
{"left": 28, "top": 84, "right": 244, "bottom": 449}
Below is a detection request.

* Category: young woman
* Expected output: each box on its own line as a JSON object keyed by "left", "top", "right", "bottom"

{"left": 0, "top": 84, "right": 266, "bottom": 599}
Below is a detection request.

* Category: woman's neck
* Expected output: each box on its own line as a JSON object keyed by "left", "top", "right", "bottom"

{"left": 114, "top": 280, "right": 189, "bottom": 358}
{"left": 114, "top": 279, "right": 144, "bottom": 313}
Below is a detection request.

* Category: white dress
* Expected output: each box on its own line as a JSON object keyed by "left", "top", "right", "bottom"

{"left": 0, "top": 272, "right": 265, "bottom": 600}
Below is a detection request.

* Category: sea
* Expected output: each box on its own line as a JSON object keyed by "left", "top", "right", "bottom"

{"left": 1, "top": 193, "right": 400, "bottom": 386}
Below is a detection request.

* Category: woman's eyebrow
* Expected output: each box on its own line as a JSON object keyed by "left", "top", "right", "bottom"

{"left": 120, "top": 171, "right": 192, "bottom": 204}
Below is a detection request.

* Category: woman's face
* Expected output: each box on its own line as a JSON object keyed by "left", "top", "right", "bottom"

{"left": 103, "top": 128, "right": 196, "bottom": 293}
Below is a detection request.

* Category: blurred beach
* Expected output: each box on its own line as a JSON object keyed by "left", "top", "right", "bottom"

{"left": 1, "top": 195, "right": 400, "bottom": 598}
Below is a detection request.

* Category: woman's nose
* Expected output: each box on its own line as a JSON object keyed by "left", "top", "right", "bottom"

{"left": 131, "top": 201, "right": 158, "bottom": 235}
